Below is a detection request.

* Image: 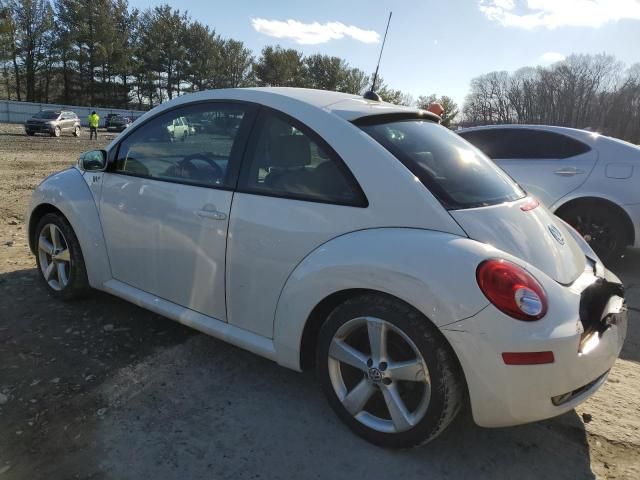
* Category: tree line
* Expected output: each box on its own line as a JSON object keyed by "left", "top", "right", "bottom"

{"left": 5, "top": 1, "right": 637, "bottom": 142}
{"left": 0, "top": 0, "right": 437, "bottom": 111}
{"left": 462, "top": 54, "right": 640, "bottom": 143}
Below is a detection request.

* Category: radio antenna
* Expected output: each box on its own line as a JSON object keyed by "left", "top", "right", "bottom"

{"left": 364, "top": 11, "right": 392, "bottom": 102}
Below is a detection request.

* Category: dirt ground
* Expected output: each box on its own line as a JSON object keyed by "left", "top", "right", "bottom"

{"left": 0, "top": 121, "right": 638, "bottom": 479}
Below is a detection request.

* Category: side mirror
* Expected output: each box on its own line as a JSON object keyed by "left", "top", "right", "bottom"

{"left": 79, "top": 150, "right": 107, "bottom": 171}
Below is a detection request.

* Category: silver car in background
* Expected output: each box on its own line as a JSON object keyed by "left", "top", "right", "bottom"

{"left": 25, "top": 110, "right": 81, "bottom": 137}
{"left": 459, "top": 125, "right": 640, "bottom": 262}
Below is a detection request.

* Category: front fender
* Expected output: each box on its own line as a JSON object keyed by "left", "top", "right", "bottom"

{"left": 272, "top": 228, "right": 491, "bottom": 371}
{"left": 28, "top": 167, "right": 111, "bottom": 288}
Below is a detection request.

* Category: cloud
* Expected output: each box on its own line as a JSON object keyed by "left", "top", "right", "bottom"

{"left": 540, "top": 51, "right": 566, "bottom": 63}
{"left": 479, "top": 0, "right": 640, "bottom": 29}
{"left": 251, "top": 18, "right": 380, "bottom": 45}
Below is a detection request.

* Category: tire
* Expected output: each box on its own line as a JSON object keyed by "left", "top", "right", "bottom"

{"left": 34, "top": 213, "right": 90, "bottom": 301}
{"left": 26, "top": 131, "right": 35, "bottom": 136}
{"left": 52, "top": 126, "right": 61, "bottom": 137}
{"left": 558, "top": 202, "right": 628, "bottom": 263}
{"left": 73, "top": 126, "right": 80, "bottom": 137}
{"left": 316, "top": 293, "right": 464, "bottom": 448}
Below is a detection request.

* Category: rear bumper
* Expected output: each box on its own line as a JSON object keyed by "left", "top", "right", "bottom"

{"left": 441, "top": 270, "right": 627, "bottom": 427}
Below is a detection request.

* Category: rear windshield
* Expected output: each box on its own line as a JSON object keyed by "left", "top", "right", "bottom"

{"left": 358, "top": 119, "right": 525, "bottom": 209}
{"left": 33, "top": 111, "right": 60, "bottom": 120}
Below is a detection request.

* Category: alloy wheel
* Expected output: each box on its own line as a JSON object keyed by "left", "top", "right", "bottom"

{"left": 327, "top": 316, "right": 431, "bottom": 433}
{"left": 569, "top": 212, "right": 617, "bottom": 258}
{"left": 38, "top": 223, "right": 71, "bottom": 291}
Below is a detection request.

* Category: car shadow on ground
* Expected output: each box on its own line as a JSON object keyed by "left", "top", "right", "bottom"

{"left": 0, "top": 267, "right": 195, "bottom": 477}
{"left": 607, "top": 247, "right": 640, "bottom": 364}
{"left": 0, "top": 267, "right": 599, "bottom": 479}
{"left": 86, "top": 334, "right": 597, "bottom": 480}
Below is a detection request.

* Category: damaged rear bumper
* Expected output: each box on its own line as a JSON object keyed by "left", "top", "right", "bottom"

{"left": 441, "top": 265, "right": 627, "bottom": 428}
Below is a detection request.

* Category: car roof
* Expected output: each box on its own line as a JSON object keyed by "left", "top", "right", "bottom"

{"left": 144, "top": 87, "right": 431, "bottom": 123}
{"left": 457, "top": 124, "right": 602, "bottom": 143}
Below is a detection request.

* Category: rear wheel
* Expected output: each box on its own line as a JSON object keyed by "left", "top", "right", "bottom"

{"left": 26, "top": 130, "right": 35, "bottom": 136}
{"left": 73, "top": 125, "right": 80, "bottom": 137}
{"left": 35, "top": 213, "right": 89, "bottom": 300}
{"left": 316, "top": 294, "right": 464, "bottom": 448}
{"left": 558, "top": 203, "right": 628, "bottom": 263}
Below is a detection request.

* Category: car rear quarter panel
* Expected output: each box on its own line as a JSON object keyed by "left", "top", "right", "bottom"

{"left": 28, "top": 168, "right": 111, "bottom": 287}
{"left": 272, "top": 229, "right": 492, "bottom": 371}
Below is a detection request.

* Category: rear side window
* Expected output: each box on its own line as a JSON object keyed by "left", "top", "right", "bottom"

{"left": 238, "top": 109, "right": 366, "bottom": 206}
{"left": 358, "top": 119, "right": 525, "bottom": 209}
{"left": 460, "top": 129, "right": 591, "bottom": 159}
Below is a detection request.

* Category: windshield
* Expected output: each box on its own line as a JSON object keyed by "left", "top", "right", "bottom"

{"left": 358, "top": 119, "right": 525, "bottom": 209}
{"left": 33, "top": 111, "right": 60, "bottom": 120}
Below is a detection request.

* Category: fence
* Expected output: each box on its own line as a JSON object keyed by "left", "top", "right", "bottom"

{"left": 0, "top": 100, "right": 145, "bottom": 127}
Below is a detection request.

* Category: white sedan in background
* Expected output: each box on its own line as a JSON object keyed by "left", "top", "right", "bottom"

{"left": 458, "top": 125, "right": 640, "bottom": 262}
{"left": 27, "top": 88, "right": 627, "bottom": 448}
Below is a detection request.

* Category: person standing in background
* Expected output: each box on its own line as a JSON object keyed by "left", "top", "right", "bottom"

{"left": 88, "top": 111, "right": 100, "bottom": 140}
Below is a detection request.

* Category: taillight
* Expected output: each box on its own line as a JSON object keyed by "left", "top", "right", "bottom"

{"left": 476, "top": 259, "right": 547, "bottom": 321}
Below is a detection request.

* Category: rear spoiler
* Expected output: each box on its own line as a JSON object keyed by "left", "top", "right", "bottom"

{"left": 352, "top": 111, "right": 440, "bottom": 126}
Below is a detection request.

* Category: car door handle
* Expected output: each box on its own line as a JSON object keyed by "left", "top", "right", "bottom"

{"left": 554, "top": 167, "right": 584, "bottom": 176}
{"left": 196, "top": 209, "right": 227, "bottom": 220}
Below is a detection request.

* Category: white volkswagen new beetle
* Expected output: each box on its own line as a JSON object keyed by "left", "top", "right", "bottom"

{"left": 27, "top": 88, "right": 627, "bottom": 448}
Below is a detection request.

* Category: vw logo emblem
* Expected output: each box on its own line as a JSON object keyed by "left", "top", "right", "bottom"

{"left": 548, "top": 224, "right": 565, "bottom": 245}
{"left": 368, "top": 367, "right": 383, "bottom": 383}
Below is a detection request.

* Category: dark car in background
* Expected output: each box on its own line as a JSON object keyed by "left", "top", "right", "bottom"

{"left": 104, "top": 113, "right": 119, "bottom": 129}
{"left": 105, "top": 115, "right": 132, "bottom": 132}
{"left": 25, "top": 110, "right": 81, "bottom": 137}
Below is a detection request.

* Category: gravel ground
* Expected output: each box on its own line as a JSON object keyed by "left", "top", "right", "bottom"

{"left": 0, "top": 122, "right": 638, "bottom": 479}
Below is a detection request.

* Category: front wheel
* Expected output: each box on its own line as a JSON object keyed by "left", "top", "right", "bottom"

{"left": 35, "top": 213, "right": 90, "bottom": 300}
{"left": 316, "top": 294, "right": 464, "bottom": 448}
{"left": 52, "top": 126, "right": 61, "bottom": 137}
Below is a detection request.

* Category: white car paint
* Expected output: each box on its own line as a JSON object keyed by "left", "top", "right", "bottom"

{"left": 27, "top": 88, "right": 626, "bottom": 429}
{"left": 458, "top": 125, "right": 640, "bottom": 248}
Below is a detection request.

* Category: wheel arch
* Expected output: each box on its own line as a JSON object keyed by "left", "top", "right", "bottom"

{"left": 27, "top": 168, "right": 112, "bottom": 287}
{"left": 299, "top": 288, "right": 375, "bottom": 371}
{"left": 554, "top": 196, "right": 635, "bottom": 246}
{"left": 271, "top": 228, "right": 491, "bottom": 372}
{"left": 28, "top": 203, "right": 64, "bottom": 254}
{"left": 298, "top": 288, "right": 468, "bottom": 373}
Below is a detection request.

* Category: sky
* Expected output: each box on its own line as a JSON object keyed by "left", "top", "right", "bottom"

{"left": 128, "top": 0, "right": 640, "bottom": 106}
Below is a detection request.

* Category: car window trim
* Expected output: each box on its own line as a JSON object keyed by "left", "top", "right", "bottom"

{"left": 108, "top": 100, "right": 259, "bottom": 192}
{"left": 236, "top": 106, "right": 369, "bottom": 208}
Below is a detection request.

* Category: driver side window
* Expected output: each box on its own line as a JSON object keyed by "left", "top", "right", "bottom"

{"left": 115, "top": 103, "right": 248, "bottom": 188}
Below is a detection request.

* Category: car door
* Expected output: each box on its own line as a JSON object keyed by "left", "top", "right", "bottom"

{"left": 59, "top": 113, "right": 70, "bottom": 131}
{"left": 226, "top": 107, "right": 368, "bottom": 337}
{"left": 460, "top": 128, "right": 598, "bottom": 207}
{"left": 99, "top": 101, "right": 256, "bottom": 321}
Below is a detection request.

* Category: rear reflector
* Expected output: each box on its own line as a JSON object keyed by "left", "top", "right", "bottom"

{"left": 502, "top": 351, "right": 555, "bottom": 365}
{"left": 520, "top": 197, "right": 540, "bottom": 211}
